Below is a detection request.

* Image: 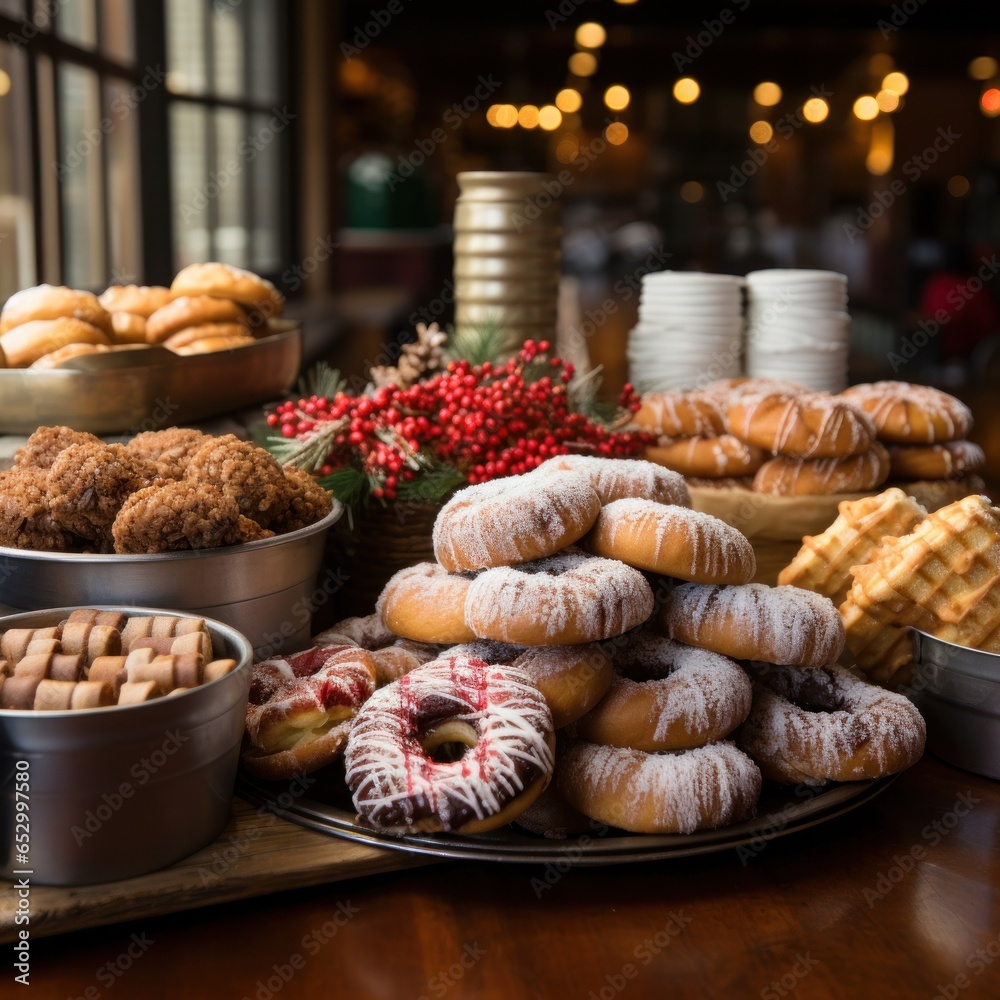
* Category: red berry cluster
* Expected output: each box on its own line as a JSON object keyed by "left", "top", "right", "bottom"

{"left": 266, "top": 339, "right": 652, "bottom": 501}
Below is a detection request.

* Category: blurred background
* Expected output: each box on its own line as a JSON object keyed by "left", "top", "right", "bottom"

{"left": 2, "top": 0, "right": 1000, "bottom": 404}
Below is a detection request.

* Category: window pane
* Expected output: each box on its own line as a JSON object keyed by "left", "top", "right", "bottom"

{"left": 250, "top": 109, "right": 280, "bottom": 273}
{"left": 166, "top": 0, "right": 207, "bottom": 95}
{"left": 0, "top": 41, "right": 35, "bottom": 300}
{"left": 211, "top": 1, "right": 244, "bottom": 99}
{"left": 170, "top": 101, "right": 210, "bottom": 266}
{"left": 248, "top": 0, "right": 279, "bottom": 104}
{"left": 213, "top": 107, "right": 247, "bottom": 266}
{"left": 56, "top": 0, "right": 98, "bottom": 48}
{"left": 101, "top": 0, "right": 134, "bottom": 64}
{"left": 35, "top": 53, "right": 59, "bottom": 281}
{"left": 58, "top": 63, "right": 105, "bottom": 288}
{"left": 104, "top": 78, "right": 141, "bottom": 284}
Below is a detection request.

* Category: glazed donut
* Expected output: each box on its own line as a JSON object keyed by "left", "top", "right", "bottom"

{"left": 658, "top": 582, "right": 846, "bottom": 666}
{"left": 583, "top": 498, "right": 756, "bottom": 585}
{"left": 685, "top": 476, "right": 756, "bottom": 490}
{"left": 163, "top": 324, "right": 256, "bottom": 355}
{"left": 0, "top": 284, "right": 114, "bottom": 338}
{"left": 0, "top": 317, "right": 111, "bottom": 368}
{"left": 443, "top": 639, "right": 613, "bottom": 729}
{"left": 634, "top": 392, "right": 726, "bottom": 437}
{"left": 170, "top": 262, "right": 285, "bottom": 319}
{"left": 736, "top": 661, "right": 927, "bottom": 784}
{"left": 752, "top": 443, "right": 890, "bottom": 496}
{"left": 376, "top": 562, "right": 477, "bottom": 644}
{"left": 344, "top": 656, "right": 555, "bottom": 833}
{"left": 312, "top": 612, "right": 439, "bottom": 686}
{"left": 887, "top": 440, "right": 985, "bottom": 481}
{"left": 531, "top": 454, "right": 691, "bottom": 507}
{"left": 645, "top": 434, "right": 766, "bottom": 479}
{"left": 29, "top": 342, "right": 114, "bottom": 369}
{"left": 146, "top": 296, "right": 250, "bottom": 343}
{"left": 697, "top": 377, "right": 807, "bottom": 406}
{"left": 464, "top": 550, "right": 654, "bottom": 646}
{"left": 98, "top": 284, "right": 173, "bottom": 318}
{"left": 109, "top": 312, "right": 148, "bottom": 344}
{"left": 432, "top": 471, "right": 601, "bottom": 572}
{"left": 556, "top": 739, "right": 761, "bottom": 834}
{"left": 727, "top": 390, "right": 877, "bottom": 459}
{"left": 839, "top": 380, "right": 972, "bottom": 444}
{"left": 242, "top": 644, "right": 378, "bottom": 780}
{"left": 575, "top": 632, "right": 752, "bottom": 751}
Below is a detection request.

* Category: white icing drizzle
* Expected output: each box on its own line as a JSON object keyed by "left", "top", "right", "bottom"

{"left": 531, "top": 454, "right": 691, "bottom": 507}
{"left": 557, "top": 740, "right": 761, "bottom": 834}
{"left": 344, "top": 656, "right": 554, "bottom": 831}
{"left": 753, "top": 444, "right": 889, "bottom": 496}
{"left": 635, "top": 393, "right": 725, "bottom": 437}
{"left": 432, "top": 470, "right": 600, "bottom": 570}
{"left": 737, "top": 662, "right": 926, "bottom": 783}
{"left": 593, "top": 497, "right": 756, "bottom": 583}
{"left": 840, "top": 381, "right": 973, "bottom": 442}
{"left": 660, "top": 582, "right": 846, "bottom": 666}
{"left": 465, "top": 550, "right": 655, "bottom": 643}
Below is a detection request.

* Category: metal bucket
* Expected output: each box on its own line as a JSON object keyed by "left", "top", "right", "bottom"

{"left": 0, "top": 504, "right": 343, "bottom": 658}
{"left": 908, "top": 628, "right": 1000, "bottom": 780}
{"left": 0, "top": 607, "right": 253, "bottom": 885}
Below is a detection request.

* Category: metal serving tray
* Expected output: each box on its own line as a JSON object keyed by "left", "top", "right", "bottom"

{"left": 0, "top": 322, "right": 302, "bottom": 435}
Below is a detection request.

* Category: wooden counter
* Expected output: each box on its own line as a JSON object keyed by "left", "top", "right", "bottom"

{"left": 23, "top": 753, "right": 1000, "bottom": 999}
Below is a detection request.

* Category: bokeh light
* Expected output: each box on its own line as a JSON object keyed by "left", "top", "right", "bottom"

{"left": 968, "top": 56, "right": 998, "bottom": 81}
{"left": 673, "top": 77, "right": 700, "bottom": 104}
{"left": 876, "top": 89, "right": 900, "bottom": 112}
{"left": 568, "top": 51, "right": 598, "bottom": 77}
{"left": 753, "top": 82, "right": 782, "bottom": 106}
{"left": 882, "top": 71, "right": 909, "bottom": 94}
{"left": 556, "top": 88, "right": 582, "bottom": 113}
{"left": 802, "top": 97, "right": 829, "bottom": 123}
{"left": 680, "top": 181, "right": 704, "bottom": 203}
{"left": 853, "top": 95, "right": 879, "bottom": 120}
{"left": 604, "top": 85, "right": 631, "bottom": 111}
{"left": 575, "top": 22, "right": 606, "bottom": 48}
{"left": 537, "top": 105, "right": 562, "bottom": 130}
{"left": 493, "top": 104, "right": 517, "bottom": 128}
{"left": 947, "top": 175, "right": 971, "bottom": 197}
{"left": 517, "top": 105, "right": 539, "bottom": 129}
{"left": 981, "top": 87, "right": 1000, "bottom": 116}
{"left": 749, "top": 120, "right": 773, "bottom": 144}
{"left": 605, "top": 121, "right": 629, "bottom": 144}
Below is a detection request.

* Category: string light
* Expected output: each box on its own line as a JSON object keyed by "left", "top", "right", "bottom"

{"left": 575, "top": 22, "right": 606, "bottom": 48}
{"left": 981, "top": 87, "right": 1000, "bottom": 116}
{"left": 673, "top": 77, "right": 700, "bottom": 104}
{"left": 947, "top": 175, "right": 970, "bottom": 197}
{"left": 605, "top": 121, "right": 628, "bottom": 144}
{"left": 753, "top": 82, "right": 782, "bottom": 106}
{"left": 556, "top": 88, "right": 582, "bottom": 113}
{"left": 876, "top": 89, "right": 900, "bottom": 113}
{"left": 604, "top": 85, "right": 630, "bottom": 111}
{"left": 568, "top": 51, "right": 597, "bottom": 77}
{"left": 853, "top": 95, "right": 879, "bottom": 121}
{"left": 537, "top": 105, "right": 562, "bottom": 130}
{"left": 749, "top": 120, "right": 773, "bottom": 144}
{"left": 517, "top": 105, "right": 539, "bottom": 129}
{"left": 493, "top": 104, "right": 517, "bottom": 128}
{"left": 680, "top": 181, "right": 704, "bottom": 203}
{"left": 882, "top": 71, "right": 909, "bottom": 94}
{"left": 802, "top": 97, "right": 829, "bottom": 123}
{"left": 969, "top": 56, "right": 999, "bottom": 81}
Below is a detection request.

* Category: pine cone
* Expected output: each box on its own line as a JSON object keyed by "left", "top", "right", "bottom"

{"left": 370, "top": 322, "right": 447, "bottom": 388}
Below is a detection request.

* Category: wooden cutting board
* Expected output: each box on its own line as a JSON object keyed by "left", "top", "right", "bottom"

{"left": 0, "top": 795, "right": 438, "bottom": 943}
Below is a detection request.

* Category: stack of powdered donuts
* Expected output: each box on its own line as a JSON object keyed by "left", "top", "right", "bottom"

{"left": 240, "top": 454, "right": 927, "bottom": 839}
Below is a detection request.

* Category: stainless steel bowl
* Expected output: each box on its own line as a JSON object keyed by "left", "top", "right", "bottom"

{"left": 908, "top": 629, "right": 1000, "bottom": 779}
{"left": 0, "top": 504, "right": 343, "bottom": 659}
{"left": 0, "top": 606, "right": 253, "bottom": 886}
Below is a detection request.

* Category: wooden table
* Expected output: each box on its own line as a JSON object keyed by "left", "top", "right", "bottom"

{"left": 25, "top": 753, "right": 1000, "bottom": 999}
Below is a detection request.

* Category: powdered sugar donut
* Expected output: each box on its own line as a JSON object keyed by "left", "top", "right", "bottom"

{"left": 645, "top": 434, "right": 766, "bottom": 478}
{"left": 344, "top": 656, "right": 555, "bottom": 833}
{"left": 839, "top": 381, "right": 972, "bottom": 443}
{"left": 583, "top": 498, "right": 756, "bottom": 585}
{"left": 531, "top": 454, "right": 691, "bottom": 507}
{"left": 736, "top": 661, "right": 927, "bottom": 785}
{"left": 465, "top": 550, "right": 655, "bottom": 645}
{"left": 634, "top": 392, "right": 726, "bottom": 437}
{"left": 433, "top": 470, "right": 601, "bottom": 572}
{"left": 576, "top": 632, "right": 752, "bottom": 751}
{"left": 376, "top": 562, "right": 477, "bottom": 644}
{"left": 242, "top": 644, "right": 378, "bottom": 779}
{"left": 443, "top": 639, "right": 613, "bottom": 729}
{"left": 556, "top": 739, "right": 761, "bottom": 834}
{"left": 658, "top": 582, "right": 846, "bottom": 666}
{"left": 728, "top": 390, "right": 877, "bottom": 458}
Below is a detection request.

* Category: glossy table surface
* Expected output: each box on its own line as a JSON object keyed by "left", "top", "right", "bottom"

{"left": 32, "top": 753, "right": 1000, "bottom": 1000}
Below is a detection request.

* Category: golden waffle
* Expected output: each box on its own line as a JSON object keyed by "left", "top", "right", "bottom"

{"left": 847, "top": 494, "right": 1000, "bottom": 650}
{"left": 778, "top": 487, "right": 927, "bottom": 606}
{"left": 839, "top": 594, "right": 915, "bottom": 688}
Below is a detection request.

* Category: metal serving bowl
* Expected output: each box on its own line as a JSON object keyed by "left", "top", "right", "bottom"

{"left": 0, "top": 504, "right": 343, "bottom": 659}
{"left": 0, "top": 606, "right": 253, "bottom": 886}
{"left": 908, "top": 629, "right": 1000, "bottom": 780}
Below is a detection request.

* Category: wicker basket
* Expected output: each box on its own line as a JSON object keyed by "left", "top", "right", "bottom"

{"left": 317, "top": 499, "right": 440, "bottom": 628}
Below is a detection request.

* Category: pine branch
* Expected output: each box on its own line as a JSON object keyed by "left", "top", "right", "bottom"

{"left": 396, "top": 464, "right": 467, "bottom": 505}
{"left": 446, "top": 315, "right": 516, "bottom": 367}
{"left": 296, "top": 361, "right": 347, "bottom": 400}
{"left": 316, "top": 466, "right": 368, "bottom": 529}
{"left": 266, "top": 421, "right": 343, "bottom": 472}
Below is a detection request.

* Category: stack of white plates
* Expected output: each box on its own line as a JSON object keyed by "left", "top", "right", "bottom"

{"left": 627, "top": 271, "right": 745, "bottom": 392}
{"left": 744, "top": 269, "right": 850, "bottom": 394}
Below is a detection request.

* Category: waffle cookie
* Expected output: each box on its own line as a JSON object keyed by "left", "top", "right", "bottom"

{"left": 838, "top": 593, "right": 916, "bottom": 688}
{"left": 778, "top": 487, "right": 927, "bottom": 607}
{"left": 845, "top": 494, "right": 1000, "bottom": 652}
